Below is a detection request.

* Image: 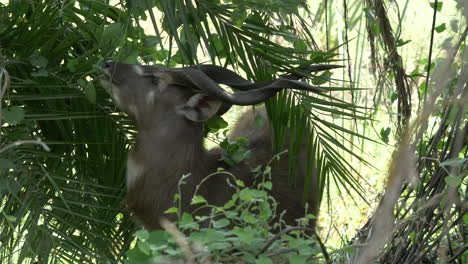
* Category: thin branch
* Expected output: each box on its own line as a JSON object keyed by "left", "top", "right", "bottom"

{"left": 257, "top": 226, "right": 310, "bottom": 256}
{"left": 265, "top": 248, "right": 299, "bottom": 257}
{"left": 257, "top": 226, "right": 330, "bottom": 263}
{"left": 421, "top": 0, "right": 439, "bottom": 105}
{"left": 418, "top": 0, "right": 439, "bottom": 164}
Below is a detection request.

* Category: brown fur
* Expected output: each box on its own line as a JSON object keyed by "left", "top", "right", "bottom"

{"left": 100, "top": 62, "right": 318, "bottom": 230}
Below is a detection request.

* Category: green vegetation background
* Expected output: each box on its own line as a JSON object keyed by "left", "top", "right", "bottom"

{"left": 0, "top": 0, "right": 466, "bottom": 263}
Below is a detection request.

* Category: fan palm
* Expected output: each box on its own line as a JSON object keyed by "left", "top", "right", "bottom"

{"left": 0, "top": 0, "right": 366, "bottom": 262}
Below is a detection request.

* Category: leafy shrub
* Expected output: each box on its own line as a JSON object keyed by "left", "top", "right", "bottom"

{"left": 125, "top": 166, "right": 321, "bottom": 264}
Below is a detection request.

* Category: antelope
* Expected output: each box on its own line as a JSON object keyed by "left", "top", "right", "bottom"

{"left": 100, "top": 62, "right": 336, "bottom": 230}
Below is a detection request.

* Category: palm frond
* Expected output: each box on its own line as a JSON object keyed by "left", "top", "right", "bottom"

{"left": 1, "top": 0, "right": 374, "bottom": 262}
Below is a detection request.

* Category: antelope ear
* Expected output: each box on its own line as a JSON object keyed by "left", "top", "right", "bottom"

{"left": 177, "top": 93, "right": 222, "bottom": 122}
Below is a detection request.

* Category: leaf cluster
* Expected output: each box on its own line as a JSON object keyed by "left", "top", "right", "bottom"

{"left": 126, "top": 167, "right": 321, "bottom": 264}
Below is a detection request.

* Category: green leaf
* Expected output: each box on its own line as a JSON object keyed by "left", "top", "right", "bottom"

{"left": 147, "top": 230, "right": 171, "bottom": 246}
{"left": 288, "top": 254, "right": 308, "bottom": 264}
{"left": 29, "top": 54, "right": 48, "bottom": 68}
{"left": 255, "top": 255, "right": 273, "bottom": 264}
{"left": 122, "top": 50, "right": 139, "bottom": 64}
{"left": 244, "top": 214, "right": 259, "bottom": 224}
{"left": 190, "top": 229, "right": 226, "bottom": 244}
{"left": 425, "top": 62, "right": 435, "bottom": 72}
{"left": 31, "top": 69, "right": 49, "bottom": 77}
{"left": 294, "top": 39, "right": 307, "bottom": 50}
{"left": 251, "top": 165, "right": 262, "bottom": 174}
{"left": 195, "top": 215, "right": 209, "bottom": 222}
{"left": 230, "top": 149, "right": 251, "bottom": 164}
{"left": 235, "top": 179, "right": 245, "bottom": 187}
{"left": 239, "top": 188, "right": 267, "bottom": 201}
{"left": 232, "top": 227, "right": 256, "bottom": 244}
{"left": 191, "top": 195, "right": 207, "bottom": 205}
{"left": 0, "top": 159, "right": 15, "bottom": 169}
{"left": 419, "top": 82, "right": 427, "bottom": 99}
{"left": 126, "top": 247, "right": 151, "bottom": 262}
{"left": 440, "top": 158, "right": 467, "bottom": 167}
{"left": 164, "top": 207, "right": 178, "bottom": 214}
{"left": 223, "top": 199, "right": 235, "bottom": 209}
{"left": 220, "top": 138, "right": 229, "bottom": 149}
{"left": 370, "top": 22, "right": 381, "bottom": 35}
{"left": 179, "top": 213, "right": 199, "bottom": 230}
{"left": 396, "top": 39, "right": 411, "bottom": 47}
{"left": 66, "top": 59, "right": 80, "bottom": 73}
{"left": 135, "top": 230, "right": 150, "bottom": 241}
{"left": 312, "top": 71, "right": 332, "bottom": 85}
{"left": 154, "top": 49, "right": 170, "bottom": 61}
{"left": 235, "top": 137, "right": 250, "bottom": 146}
{"left": 103, "top": 23, "right": 125, "bottom": 40}
{"left": 262, "top": 181, "right": 272, "bottom": 190}
{"left": 3, "top": 106, "right": 25, "bottom": 125}
{"left": 342, "top": 246, "right": 357, "bottom": 255}
{"left": 207, "top": 242, "right": 231, "bottom": 250}
{"left": 211, "top": 33, "right": 227, "bottom": 58}
{"left": 213, "top": 219, "right": 230, "bottom": 228}
{"left": 429, "top": 2, "right": 443, "bottom": 12}
{"left": 173, "top": 193, "right": 180, "bottom": 202}
{"left": 306, "top": 213, "right": 316, "bottom": 219}
{"left": 225, "top": 211, "right": 238, "bottom": 219}
{"left": 84, "top": 83, "right": 96, "bottom": 104}
{"left": 207, "top": 115, "right": 228, "bottom": 132}
{"left": 444, "top": 175, "right": 462, "bottom": 188}
{"left": 137, "top": 241, "right": 151, "bottom": 255}
{"left": 171, "top": 50, "right": 190, "bottom": 64}
{"left": 380, "top": 127, "right": 391, "bottom": 144}
{"left": 164, "top": 248, "right": 182, "bottom": 256}
{"left": 6, "top": 215, "right": 17, "bottom": 222}
{"left": 363, "top": 7, "right": 375, "bottom": 21}
{"left": 231, "top": 8, "right": 248, "bottom": 27}
{"left": 435, "top": 23, "right": 446, "bottom": 33}
{"left": 144, "top": 36, "right": 161, "bottom": 48}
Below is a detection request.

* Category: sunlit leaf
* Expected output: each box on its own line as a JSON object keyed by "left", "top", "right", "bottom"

{"left": 435, "top": 23, "right": 446, "bottom": 33}
{"left": 429, "top": 2, "right": 443, "bottom": 12}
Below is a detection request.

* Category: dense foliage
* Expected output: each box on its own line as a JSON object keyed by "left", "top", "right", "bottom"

{"left": 126, "top": 169, "right": 322, "bottom": 264}
{"left": 0, "top": 0, "right": 466, "bottom": 263}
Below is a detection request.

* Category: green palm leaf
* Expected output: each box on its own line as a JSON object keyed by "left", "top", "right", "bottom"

{"left": 1, "top": 0, "right": 371, "bottom": 262}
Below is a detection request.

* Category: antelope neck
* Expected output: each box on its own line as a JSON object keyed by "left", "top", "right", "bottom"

{"left": 133, "top": 116, "right": 208, "bottom": 173}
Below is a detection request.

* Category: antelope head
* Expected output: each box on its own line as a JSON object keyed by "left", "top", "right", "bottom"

{"left": 99, "top": 62, "right": 328, "bottom": 127}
